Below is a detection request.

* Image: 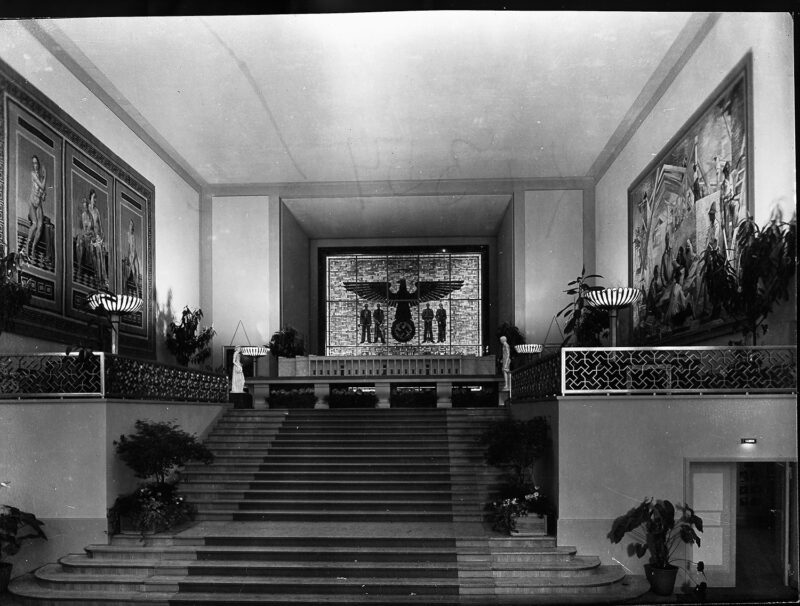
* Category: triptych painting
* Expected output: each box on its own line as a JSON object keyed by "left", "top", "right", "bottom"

{"left": 1, "top": 59, "right": 155, "bottom": 356}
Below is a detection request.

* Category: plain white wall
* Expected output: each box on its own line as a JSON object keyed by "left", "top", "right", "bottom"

{"left": 0, "top": 21, "right": 202, "bottom": 361}
{"left": 0, "top": 399, "right": 224, "bottom": 578}
{"left": 521, "top": 190, "right": 584, "bottom": 346}
{"left": 557, "top": 394, "right": 797, "bottom": 572}
{"left": 210, "top": 195, "right": 279, "bottom": 369}
{"left": 595, "top": 13, "right": 795, "bottom": 289}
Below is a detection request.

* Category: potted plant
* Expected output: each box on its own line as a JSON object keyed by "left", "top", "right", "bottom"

{"left": 108, "top": 420, "right": 213, "bottom": 535}
{"left": 1, "top": 484, "right": 47, "bottom": 593}
{"left": 268, "top": 326, "right": 307, "bottom": 376}
{"left": 481, "top": 417, "right": 551, "bottom": 534}
{"left": 733, "top": 211, "right": 796, "bottom": 345}
{"left": 556, "top": 267, "right": 609, "bottom": 346}
{"left": 487, "top": 487, "right": 549, "bottom": 535}
{"left": 0, "top": 246, "right": 31, "bottom": 337}
{"left": 165, "top": 306, "right": 216, "bottom": 366}
{"left": 607, "top": 497, "right": 704, "bottom": 596}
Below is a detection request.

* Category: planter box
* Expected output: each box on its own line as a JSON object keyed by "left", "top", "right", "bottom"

{"left": 511, "top": 514, "right": 547, "bottom": 536}
{"left": 278, "top": 356, "right": 309, "bottom": 377}
{"left": 278, "top": 357, "right": 296, "bottom": 376}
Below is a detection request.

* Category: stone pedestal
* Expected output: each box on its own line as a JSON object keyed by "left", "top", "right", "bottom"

{"left": 436, "top": 381, "right": 453, "bottom": 408}
{"left": 314, "top": 383, "right": 329, "bottom": 408}
{"left": 375, "top": 382, "right": 391, "bottom": 408}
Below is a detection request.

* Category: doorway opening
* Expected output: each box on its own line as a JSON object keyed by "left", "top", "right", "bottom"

{"left": 736, "top": 462, "right": 784, "bottom": 590}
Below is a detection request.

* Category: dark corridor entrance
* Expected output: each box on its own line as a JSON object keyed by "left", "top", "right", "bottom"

{"left": 735, "top": 462, "right": 791, "bottom": 593}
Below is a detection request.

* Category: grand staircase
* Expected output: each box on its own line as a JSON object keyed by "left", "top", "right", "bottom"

{"left": 9, "top": 407, "right": 646, "bottom": 604}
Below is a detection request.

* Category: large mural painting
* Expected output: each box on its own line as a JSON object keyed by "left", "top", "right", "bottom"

{"left": 1, "top": 59, "right": 155, "bottom": 357}
{"left": 324, "top": 251, "right": 484, "bottom": 356}
{"left": 629, "top": 57, "right": 751, "bottom": 345}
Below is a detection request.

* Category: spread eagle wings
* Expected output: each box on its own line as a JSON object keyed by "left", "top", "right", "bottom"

{"left": 342, "top": 280, "right": 464, "bottom": 305}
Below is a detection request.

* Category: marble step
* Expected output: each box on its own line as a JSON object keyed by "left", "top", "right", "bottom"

{"left": 180, "top": 489, "right": 454, "bottom": 501}
{"left": 60, "top": 554, "right": 460, "bottom": 578}
{"left": 193, "top": 498, "right": 454, "bottom": 512}
{"left": 195, "top": 510, "right": 454, "bottom": 522}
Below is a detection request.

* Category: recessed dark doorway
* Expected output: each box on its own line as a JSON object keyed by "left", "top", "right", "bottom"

{"left": 735, "top": 462, "right": 792, "bottom": 596}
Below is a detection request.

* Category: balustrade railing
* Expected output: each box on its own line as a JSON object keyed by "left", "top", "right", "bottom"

{"left": 304, "top": 355, "right": 495, "bottom": 377}
{"left": 0, "top": 352, "right": 228, "bottom": 402}
{"left": 511, "top": 346, "right": 797, "bottom": 399}
{"left": 511, "top": 351, "right": 561, "bottom": 400}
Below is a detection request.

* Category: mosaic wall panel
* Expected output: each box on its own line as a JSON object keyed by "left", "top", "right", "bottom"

{"left": 324, "top": 252, "right": 482, "bottom": 356}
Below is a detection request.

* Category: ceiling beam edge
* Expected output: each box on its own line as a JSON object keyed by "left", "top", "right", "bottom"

{"left": 588, "top": 12, "right": 722, "bottom": 184}
{"left": 206, "top": 177, "right": 595, "bottom": 199}
{"left": 23, "top": 19, "right": 207, "bottom": 195}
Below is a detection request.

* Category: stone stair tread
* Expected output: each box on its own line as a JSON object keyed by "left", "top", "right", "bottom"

{"left": 490, "top": 565, "right": 626, "bottom": 587}
{"left": 62, "top": 555, "right": 458, "bottom": 571}
{"left": 90, "top": 545, "right": 460, "bottom": 556}
{"left": 35, "top": 564, "right": 183, "bottom": 585}
{"left": 9, "top": 574, "right": 174, "bottom": 603}
{"left": 177, "top": 575, "right": 459, "bottom": 585}
{"left": 170, "top": 593, "right": 461, "bottom": 604}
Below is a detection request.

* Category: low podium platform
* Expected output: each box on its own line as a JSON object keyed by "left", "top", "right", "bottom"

{"left": 246, "top": 354, "right": 506, "bottom": 408}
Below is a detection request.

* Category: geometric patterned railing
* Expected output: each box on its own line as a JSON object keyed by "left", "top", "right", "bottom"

{"left": 0, "top": 352, "right": 229, "bottom": 403}
{"left": 511, "top": 346, "right": 797, "bottom": 399}
{"left": 511, "top": 350, "right": 562, "bottom": 400}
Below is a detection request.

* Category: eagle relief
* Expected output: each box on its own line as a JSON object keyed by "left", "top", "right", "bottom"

{"left": 343, "top": 277, "right": 464, "bottom": 343}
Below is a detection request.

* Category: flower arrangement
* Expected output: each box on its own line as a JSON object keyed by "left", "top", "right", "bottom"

{"left": 487, "top": 486, "right": 547, "bottom": 533}
{"left": 108, "top": 482, "right": 195, "bottom": 535}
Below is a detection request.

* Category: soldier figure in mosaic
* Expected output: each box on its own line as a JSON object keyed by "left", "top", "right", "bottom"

{"left": 435, "top": 303, "right": 447, "bottom": 342}
{"left": 359, "top": 303, "right": 372, "bottom": 343}
{"left": 373, "top": 303, "right": 386, "bottom": 344}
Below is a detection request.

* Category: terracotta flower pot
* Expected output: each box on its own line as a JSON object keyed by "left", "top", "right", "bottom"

{"left": 644, "top": 563, "right": 679, "bottom": 596}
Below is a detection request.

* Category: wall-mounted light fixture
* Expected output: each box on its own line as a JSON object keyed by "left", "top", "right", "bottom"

{"left": 740, "top": 438, "right": 757, "bottom": 445}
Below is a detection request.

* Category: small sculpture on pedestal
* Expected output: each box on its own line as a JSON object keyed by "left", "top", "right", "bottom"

{"left": 500, "top": 335, "right": 511, "bottom": 391}
{"left": 231, "top": 346, "right": 245, "bottom": 393}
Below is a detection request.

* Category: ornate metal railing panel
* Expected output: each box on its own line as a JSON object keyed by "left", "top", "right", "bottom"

{"left": 103, "top": 355, "right": 229, "bottom": 402}
{"left": 511, "top": 351, "right": 561, "bottom": 401}
{"left": 0, "top": 353, "right": 228, "bottom": 402}
{"left": 508, "top": 346, "right": 797, "bottom": 399}
{"left": 0, "top": 353, "right": 104, "bottom": 398}
{"left": 562, "top": 346, "right": 797, "bottom": 395}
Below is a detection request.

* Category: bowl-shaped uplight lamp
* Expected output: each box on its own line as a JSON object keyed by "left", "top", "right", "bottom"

{"left": 240, "top": 346, "right": 270, "bottom": 358}
{"left": 87, "top": 293, "right": 143, "bottom": 354}
{"left": 586, "top": 287, "right": 642, "bottom": 347}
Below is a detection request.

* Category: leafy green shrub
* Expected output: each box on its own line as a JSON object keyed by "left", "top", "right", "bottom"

{"left": 114, "top": 420, "right": 213, "bottom": 484}
{"left": 268, "top": 326, "right": 306, "bottom": 358}
{"left": 608, "top": 498, "right": 703, "bottom": 569}
{"left": 165, "top": 306, "right": 216, "bottom": 366}
{"left": 0, "top": 503, "right": 47, "bottom": 560}
{"left": 110, "top": 420, "right": 212, "bottom": 535}
{"left": 481, "top": 417, "right": 549, "bottom": 488}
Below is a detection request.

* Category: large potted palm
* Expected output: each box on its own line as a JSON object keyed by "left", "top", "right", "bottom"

{"left": 607, "top": 498, "right": 704, "bottom": 596}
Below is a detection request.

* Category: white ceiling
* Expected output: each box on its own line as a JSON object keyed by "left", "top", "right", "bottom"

{"left": 284, "top": 195, "right": 511, "bottom": 239}
{"left": 42, "top": 12, "right": 695, "bottom": 186}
